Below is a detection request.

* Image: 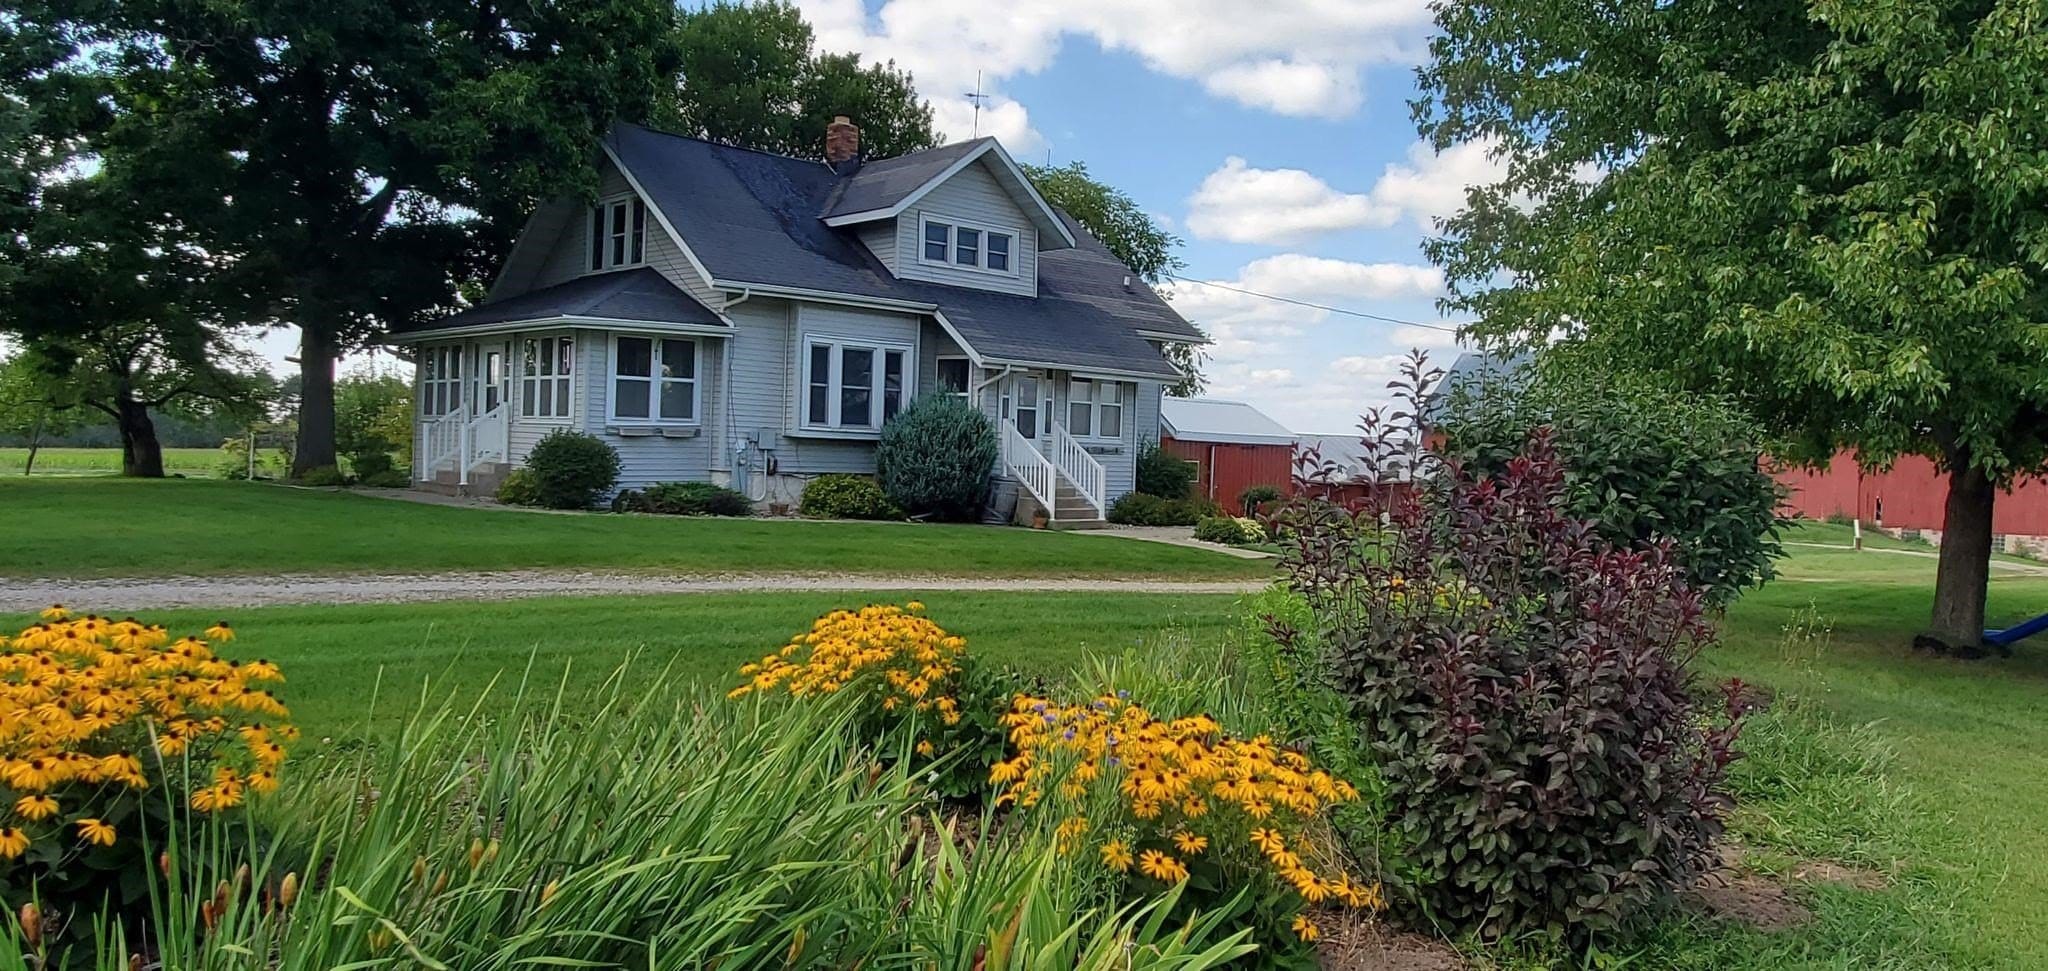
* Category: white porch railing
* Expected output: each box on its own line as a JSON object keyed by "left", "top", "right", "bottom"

{"left": 1002, "top": 418, "right": 1057, "bottom": 516}
{"left": 416, "top": 401, "right": 508, "bottom": 486}
{"left": 1049, "top": 425, "right": 1106, "bottom": 519}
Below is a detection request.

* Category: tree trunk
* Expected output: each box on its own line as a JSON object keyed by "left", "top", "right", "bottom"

{"left": 22, "top": 409, "right": 44, "bottom": 476}
{"left": 115, "top": 395, "right": 166, "bottom": 478}
{"left": 1927, "top": 460, "right": 1995, "bottom": 653}
{"left": 293, "top": 324, "right": 339, "bottom": 476}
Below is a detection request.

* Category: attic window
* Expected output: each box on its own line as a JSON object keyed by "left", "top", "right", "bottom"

{"left": 589, "top": 197, "right": 646, "bottom": 271}
{"left": 918, "top": 216, "right": 1017, "bottom": 276}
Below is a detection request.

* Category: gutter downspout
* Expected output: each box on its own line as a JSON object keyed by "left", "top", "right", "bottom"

{"left": 721, "top": 288, "right": 751, "bottom": 492}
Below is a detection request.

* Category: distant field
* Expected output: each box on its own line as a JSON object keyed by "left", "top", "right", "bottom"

{"left": 0, "top": 446, "right": 286, "bottom": 478}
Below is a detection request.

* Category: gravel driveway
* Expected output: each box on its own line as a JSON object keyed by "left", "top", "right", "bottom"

{"left": 3, "top": 571, "right": 1270, "bottom": 612}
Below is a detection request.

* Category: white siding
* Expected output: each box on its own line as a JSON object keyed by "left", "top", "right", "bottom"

{"left": 887, "top": 160, "right": 1038, "bottom": 296}
{"left": 575, "top": 326, "right": 722, "bottom": 490}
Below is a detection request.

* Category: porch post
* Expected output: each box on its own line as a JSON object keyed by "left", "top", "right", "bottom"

{"left": 457, "top": 405, "right": 471, "bottom": 487}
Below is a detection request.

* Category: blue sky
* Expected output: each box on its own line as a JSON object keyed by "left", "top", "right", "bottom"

{"left": 259, "top": 0, "right": 1482, "bottom": 433}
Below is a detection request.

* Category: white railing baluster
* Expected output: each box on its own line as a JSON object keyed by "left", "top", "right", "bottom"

{"left": 1049, "top": 424, "right": 1106, "bottom": 518}
{"left": 1002, "top": 418, "right": 1057, "bottom": 519}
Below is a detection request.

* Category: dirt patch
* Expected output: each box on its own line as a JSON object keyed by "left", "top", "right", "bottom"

{"left": 1682, "top": 868, "right": 1813, "bottom": 932}
{"left": 1317, "top": 915, "right": 1467, "bottom": 971}
{"left": 1788, "top": 857, "right": 1887, "bottom": 891}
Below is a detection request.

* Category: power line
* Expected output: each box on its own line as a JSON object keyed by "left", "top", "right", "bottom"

{"left": 1163, "top": 273, "right": 1464, "bottom": 335}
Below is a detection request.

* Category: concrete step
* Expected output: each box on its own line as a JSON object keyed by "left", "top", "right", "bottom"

{"left": 418, "top": 462, "right": 511, "bottom": 498}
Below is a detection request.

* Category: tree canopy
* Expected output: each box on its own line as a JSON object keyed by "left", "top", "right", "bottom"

{"left": 1416, "top": 0, "right": 2048, "bottom": 647}
{"left": 1024, "top": 162, "right": 1203, "bottom": 394}
{"left": 5, "top": 0, "right": 685, "bottom": 477}
{"left": 666, "top": 1, "right": 937, "bottom": 160}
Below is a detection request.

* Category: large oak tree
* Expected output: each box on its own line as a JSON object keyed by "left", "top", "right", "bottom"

{"left": 1417, "top": 0, "right": 2048, "bottom": 649}
{"left": 13, "top": 0, "right": 683, "bottom": 476}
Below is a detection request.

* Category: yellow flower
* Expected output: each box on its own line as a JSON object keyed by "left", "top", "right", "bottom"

{"left": 906, "top": 601, "right": 925, "bottom": 612}
{"left": 915, "top": 740, "right": 935, "bottom": 757}
{"left": 0, "top": 828, "right": 27, "bottom": 859}
{"left": 1291, "top": 915, "right": 1319, "bottom": 942}
{"left": 1251, "top": 828, "right": 1285, "bottom": 856}
{"left": 203, "top": 621, "right": 235, "bottom": 642}
{"left": 39, "top": 605, "right": 68, "bottom": 621}
{"left": 75, "top": 818, "right": 116, "bottom": 847}
{"left": 1098, "top": 839, "right": 1133, "bottom": 872}
{"left": 1172, "top": 831, "right": 1208, "bottom": 855}
{"left": 13, "top": 795, "right": 57, "bottom": 821}
{"left": 1137, "top": 849, "right": 1189, "bottom": 883}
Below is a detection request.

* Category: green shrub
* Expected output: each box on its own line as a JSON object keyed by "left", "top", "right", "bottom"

{"left": 1136, "top": 440, "right": 1197, "bottom": 499}
{"left": 495, "top": 467, "right": 542, "bottom": 506}
{"left": 1193, "top": 515, "right": 1264, "bottom": 545}
{"left": 1436, "top": 360, "right": 1784, "bottom": 603}
{"left": 293, "top": 465, "right": 346, "bottom": 487}
{"left": 523, "top": 429, "right": 620, "bottom": 509}
{"left": 1278, "top": 356, "right": 1743, "bottom": 939}
{"left": 1238, "top": 484, "right": 1283, "bottom": 518}
{"left": 799, "top": 474, "right": 901, "bottom": 520}
{"left": 618, "top": 481, "right": 754, "bottom": 516}
{"left": 875, "top": 394, "right": 998, "bottom": 521}
{"left": 1107, "top": 492, "right": 1219, "bottom": 526}
{"left": 350, "top": 450, "right": 412, "bottom": 488}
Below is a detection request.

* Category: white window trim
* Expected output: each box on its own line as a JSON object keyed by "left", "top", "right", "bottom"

{"left": 1066, "top": 377, "right": 1127, "bottom": 442}
{"left": 606, "top": 333, "right": 701, "bottom": 426}
{"left": 589, "top": 194, "right": 647, "bottom": 272}
{"left": 798, "top": 333, "right": 915, "bottom": 435}
{"left": 935, "top": 355, "right": 973, "bottom": 404}
{"left": 420, "top": 344, "right": 465, "bottom": 418}
{"left": 519, "top": 334, "right": 576, "bottom": 423}
{"left": 916, "top": 213, "right": 1020, "bottom": 277}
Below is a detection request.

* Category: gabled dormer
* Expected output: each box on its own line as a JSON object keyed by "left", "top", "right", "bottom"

{"left": 819, "top": 125, "right": 1076, "bottom": 298}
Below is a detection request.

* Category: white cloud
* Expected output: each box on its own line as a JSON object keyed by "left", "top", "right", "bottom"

{"left": 1365, "top": 138, "right": 1511, "bottom": 230}
{"left": 1185, "top": 157, "right": 1396, "bottom": 244}
{"left": 794, "top": 0, "right": 1433, "bottom": 151}
{"left": 1184, "top": 139, "right": 1523, "bottom": 244}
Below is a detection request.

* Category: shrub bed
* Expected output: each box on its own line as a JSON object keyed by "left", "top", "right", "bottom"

{"left": 613, "top": 481, "right": 753, "bottom": 516}
{"left": 798, "top": 474, "right": 901, "bottom": 520}
{"left": 1108, "top": 492, "right": 1220, "bottom": 527}
{"left": 1194, "top": 515, "right": 1265, "bottom": 546}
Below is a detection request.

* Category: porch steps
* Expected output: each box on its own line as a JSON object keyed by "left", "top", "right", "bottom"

{"left": 414, "top": 462, "right": 511, "bottom": 499}
{"left": 1050, "top": 480, "right": 1108, "bottom": 529}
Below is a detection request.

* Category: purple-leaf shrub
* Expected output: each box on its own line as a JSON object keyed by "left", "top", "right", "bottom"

{"left": 1271, "top": 353, "right": 1744, "bottom": 940}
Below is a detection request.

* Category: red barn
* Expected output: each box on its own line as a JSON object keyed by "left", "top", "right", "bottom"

{"left": 1777, "top": 451, "right": 2048, "bottom": 554}
{"left": 1160, "top": 398, "right": 1295, "bottom": 514}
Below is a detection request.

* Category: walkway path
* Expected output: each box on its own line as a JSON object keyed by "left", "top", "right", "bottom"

{"left": 4, "top": 571, "right": 1270, "bottom": 612}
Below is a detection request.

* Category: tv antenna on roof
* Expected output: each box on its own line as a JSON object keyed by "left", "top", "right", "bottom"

{"left": 965, "top": 71, "right": 990, "bottom": 137}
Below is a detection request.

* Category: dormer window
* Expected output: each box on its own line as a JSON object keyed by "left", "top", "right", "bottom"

{"left": 919, "top": 217, "right": 1016, "bottom": 275}
{"left": 589, "top": 197, "right": 646, "bottom": 271}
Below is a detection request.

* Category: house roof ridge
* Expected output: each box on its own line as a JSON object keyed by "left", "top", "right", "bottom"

{"left": 612, "top": 120, "right": 992, "bottom": 170}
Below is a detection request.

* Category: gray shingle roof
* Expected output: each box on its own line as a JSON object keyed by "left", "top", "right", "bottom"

{"left": 821, "top": 139, "right": 991, "bottom": 218}
{"left": 604, "top": 123, "right": 1199, "bottom": 379}
{"left": 409, "top": 267, "right": 724, "bottom": 334}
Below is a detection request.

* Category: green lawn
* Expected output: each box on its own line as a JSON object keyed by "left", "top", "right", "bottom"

{"left": 0, "top": 446, "right": 283, "bottom": 478}
{"left": 0, "top": 477, "right": 1270, "bottom": 580}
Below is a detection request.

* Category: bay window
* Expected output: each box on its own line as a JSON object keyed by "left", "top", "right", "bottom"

{"left": 609, "top": 335, "right": 697, "bottom": 423}
{"left": 803, "top": 337, "right": 910, "bottom": 432}
{"left": 521, "top": 335, "right": 574, "bottom": 420}
{"left": 1068, "top": 378, "right": 1124, "bottom": 440}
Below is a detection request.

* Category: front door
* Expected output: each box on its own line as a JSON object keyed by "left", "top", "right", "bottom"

{"left": 472, "top": 341, "right": 511, "bottom": 414}
{"left": 1004, "top": 372, "right": 1052, "bottom": 439}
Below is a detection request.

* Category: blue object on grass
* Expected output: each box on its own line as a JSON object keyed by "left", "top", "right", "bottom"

{"left": 1985, "top": 611, "right": 2048, "bottom": 648}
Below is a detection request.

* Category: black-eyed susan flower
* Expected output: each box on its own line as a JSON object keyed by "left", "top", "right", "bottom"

{"left": 13, "top": 794, "right": 57, "bottom": 821}
{"left": 0, "top": 827, "right": 28, "bottom": 859}
{"left": 1137, "top": 849, "right": 1188, "bottom": 883}
{"left": 1291, "top": 915, "right": 1319, "bottom": 942}
{"left": 1173, "top": 831, "right": 1208, "bottom": 855}
{"left": 38, "top": 605, "right": 68, "bottom": 621}
{"left": 75, "top": 818, "right": 115, "bottom": 847}
{"left": 203, "top": 621, "right": 234, "bottom": 642}
{"left": 1098, "top": 839, "right": 1133, "bottom": 872}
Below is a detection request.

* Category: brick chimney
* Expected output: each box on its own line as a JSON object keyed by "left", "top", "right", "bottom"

{"left": 825, "top": 116, "right": 860, "bottom": 167}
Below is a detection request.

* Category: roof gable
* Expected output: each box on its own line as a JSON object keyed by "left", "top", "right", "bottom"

{"left": 821, "top": 140, "right": 1076, "bottom": 248}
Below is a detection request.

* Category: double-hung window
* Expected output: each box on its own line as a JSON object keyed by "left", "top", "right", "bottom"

{"left": 919, "top": 218, "right": 1016, "bottom": 275}
{"left": 804, "top": 337, "right": 910, "bottom": 432}
{"left": 521, "top": 335, "right": 574, "bottom": 420}
{"left": 420, "top": 346, "right": 464, "bottom": 417}
{"left": 589, "top": 197, "right": 647, "bottom": 271}
{"left": 1067, "top": 378, "right": 1124, "bottom": 440}
{"left": 610, "top": 335, "right": 697, "bottom": 423}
